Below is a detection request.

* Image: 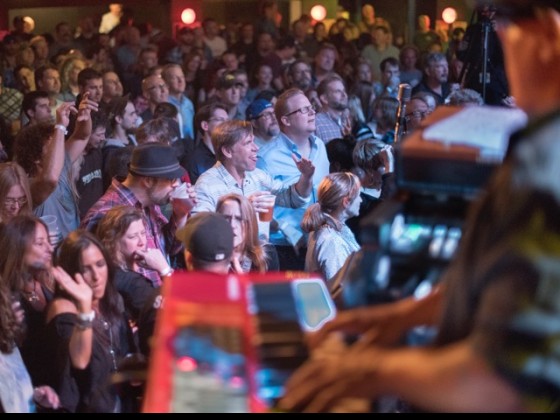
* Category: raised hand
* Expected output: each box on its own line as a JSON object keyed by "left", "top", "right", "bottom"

{"left": 55, "top": 102, "right": 74, "bottom": 128}
{"left": 52, "top": 266, "right": 93, "bottom": 312}
{"left": 134, "top": 247, "right": 171, "bottom": 275}
{"left": 292, "top": 154, "right": 315, "bottom": 179}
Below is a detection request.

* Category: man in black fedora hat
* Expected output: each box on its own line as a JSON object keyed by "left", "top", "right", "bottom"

{"left": 81, "top": 142, "right": 196, "bottom": 287}
{"left": 279, "top": 0, "right": 560, "bottom": 413}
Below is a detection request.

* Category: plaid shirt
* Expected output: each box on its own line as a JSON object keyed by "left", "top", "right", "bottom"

{"left": 80, "top": 178, "right": 182, "bottom": 287}
{"left": 0, "top": 87, "right": 23, "bottom": 123}
{"left": 314, "top": 111, "right": 343, "bottom": 144}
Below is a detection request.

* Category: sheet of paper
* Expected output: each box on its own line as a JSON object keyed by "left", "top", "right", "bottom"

{"left": 423, "top": 106, "right": 528, "bottom": 159}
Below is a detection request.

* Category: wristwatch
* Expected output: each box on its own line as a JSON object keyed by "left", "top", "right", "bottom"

{"left": 76, "top": 310, "right": 95, "bottom": 330}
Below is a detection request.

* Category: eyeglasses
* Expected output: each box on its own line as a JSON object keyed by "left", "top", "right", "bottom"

{"left": 405, "top": 110, "right": 429, "bottom": 121}
{"left": 255, "top": 111, "right": 276, "bottom": 121}
{"left": 4, "top": 197, "right": 27, "bottom": 207}
{"left": 284, "top": 105, "right": 316, "bottom": 117}
{"left": 148, "top": 83, "right": 167, "bottom": 91}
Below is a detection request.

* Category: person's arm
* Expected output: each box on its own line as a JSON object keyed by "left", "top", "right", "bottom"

{"left": 279, "top": 339, "right": 525, "bottom": 413}
{"left": 64, "top": 92, "right": 99, "bottom": 163}
{"left": 292, "top": 153, "right": 315, "bottom": 197}
{"left": 50, "top": 266, "right": 94, "bottom": 370}
{"left": 307, "top": 286, "right": 444, "bottom": 350}
{"left": 30, "top": 103, "right": 71, "bottom": 206}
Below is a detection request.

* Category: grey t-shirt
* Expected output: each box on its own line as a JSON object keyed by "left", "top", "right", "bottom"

{"left": 34, "top": 152, "right": 79, "bottom": 240}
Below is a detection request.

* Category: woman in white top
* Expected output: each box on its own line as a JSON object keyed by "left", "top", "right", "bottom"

{"left": 302, "top": 172, "right": 362, "bottom": 291}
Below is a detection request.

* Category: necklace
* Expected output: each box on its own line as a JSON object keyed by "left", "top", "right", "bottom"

{"left": 97, "top": 313, "right": 118, "bottom": 372}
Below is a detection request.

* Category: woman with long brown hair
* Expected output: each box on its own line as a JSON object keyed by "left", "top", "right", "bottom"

{"left": 216, "top": 193, "right": 279, "bottom": 273}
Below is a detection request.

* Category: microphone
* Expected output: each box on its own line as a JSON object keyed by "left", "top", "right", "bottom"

{"left": 394, "top": 83, "right": 412, "bottom": 143}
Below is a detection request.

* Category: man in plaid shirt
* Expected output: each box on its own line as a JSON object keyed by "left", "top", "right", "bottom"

{"left": 81, "top": 143, "right": 196, "bottom": 287}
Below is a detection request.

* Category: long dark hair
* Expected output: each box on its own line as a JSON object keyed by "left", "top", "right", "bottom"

{"left": 0, "top": 214, "right": 49, "bottom": 294}
{"left": 55, "top": 230, "right": 122, "bottom": 328}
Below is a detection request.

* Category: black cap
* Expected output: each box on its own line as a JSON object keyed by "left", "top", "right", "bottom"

{"left": 176, "top": 212, "right": 234, "bottom": 262}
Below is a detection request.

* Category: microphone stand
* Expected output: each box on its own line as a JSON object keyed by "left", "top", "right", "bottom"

{"left": 481, "top": 19, "right": 490, "bottom": 103}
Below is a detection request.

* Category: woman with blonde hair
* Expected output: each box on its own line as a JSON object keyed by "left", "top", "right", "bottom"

{"left": 0, "top": 162, "right": 32, "bottom": 223}
{"left": 302, "top": 172, "right": 362, "bottom": 290}
{"left": 58, "top": 56, "right": 87, "bottom": 102}
{"left": 216, "top": 193, "right": 279, "bottom": 273}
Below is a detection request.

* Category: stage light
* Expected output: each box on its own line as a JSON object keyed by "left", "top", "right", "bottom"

{"left": 442, "top": 7, "right": 457, "bottom": 24}
{"left": 310, "top": 5, "right": 327, "bottom": 22}
{"left": 181, "top": 8, "right": 196, "bottom": 25}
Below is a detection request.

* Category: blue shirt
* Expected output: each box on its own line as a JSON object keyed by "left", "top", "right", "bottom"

{"left": 257, "top": 132, "right": 330, "bottom": 246}
{"left": 168, "top": 94, "right": 195, "bottom": 139}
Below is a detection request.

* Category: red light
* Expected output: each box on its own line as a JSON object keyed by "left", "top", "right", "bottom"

{"left": 176, "top": 356, "right": 197, "bottom": 371}
{"left": 181, "top": 8, "right": 196, "bottom": 25}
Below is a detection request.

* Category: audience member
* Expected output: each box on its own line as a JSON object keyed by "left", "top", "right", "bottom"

{"left": 373, "top": 57, "right": 401, "bottom": 99}
{"left": 314, "top": 75, "right": 351, "bottom": 144}
{"left": 412, "top": 52, "right": 454, "bottom": 106}
{"left": 246, "top": 98, "right": 280, "bottom": 148}
{"left": 361, "top": 25, "right": 399, "bottom": 82}
{"left": 0, "top": 215, "right": 55, "bottom": 387}
{"left": 445, "top": 88, "right": 484, "bottom": 107}
{"left": 399, "top": 45, "right": 423, "bottom": 88}
{"left": 14, "top": 94, "right": 98, "bottom": 238}
{"left": 175, "top": 211, "right": 234, "bottom": 273}
{"left": 302, "top": 172, "right": 361, "bottom": 292}
{"left": 81, "top": 143, "right": 195, "bottom": 287}
{"left": 216, "top": 193, "right": 279, "bottom": 273}
{"left": 46, "top": 230, "right": 137, "bottom": 412}
{"left": 95, "top": 205, "right": 165, "bottom": 357}
{"left": 257, "top": 88, "right": 330, "bottom": 270}
{"left": 161, "top": 63, "right": 195, "bottom": 140}
{"left": 0, "top": 162, "right": 33, "bottom": 223}
{"left": 187, "top": 102, "right": 229, "bottom": 184}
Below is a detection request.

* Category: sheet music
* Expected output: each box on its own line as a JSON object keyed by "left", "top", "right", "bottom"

{"left": 423, "top": 106, "right": 528, "bottom": 159}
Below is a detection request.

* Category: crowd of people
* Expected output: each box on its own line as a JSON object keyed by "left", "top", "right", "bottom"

{"left": 0, "top": 0, "right": 557, "bottom": 413}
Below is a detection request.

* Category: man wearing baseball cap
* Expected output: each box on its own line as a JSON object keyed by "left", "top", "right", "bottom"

{"left": 176, "top": 211, "right": 234, "bottom": 272}
{"left": 246, "top": 98, "right": 280, "bottom": 148}
{"left": 279, "top": 0, "right": 560, "bottom": 412}
{"left": 82, "top": 143, "right": 196, "bottom": 287}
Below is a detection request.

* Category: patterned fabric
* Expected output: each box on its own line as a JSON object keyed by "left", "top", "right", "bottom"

{"left": 0, "top": 87, "right": 23, "bottom": 123}
{"left": 305, "top": 223, "right": 360, "bottom": 286}
{"left": 314, "top": 111, "right": 343, "bottom": 144}
{"left": 80, "top": 178, "right": 182, "bottom": 287}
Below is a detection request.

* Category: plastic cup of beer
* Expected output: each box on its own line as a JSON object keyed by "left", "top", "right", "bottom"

{"left": 170, "top": 182, "right": 195, "bottom": 212}
{"left": 258, "top": 194, "right": 276, "bottom": 222}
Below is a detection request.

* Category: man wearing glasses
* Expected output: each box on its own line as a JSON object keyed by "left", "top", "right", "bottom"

{"left": 257, "top": 88, "right": 330, "bottom": 270}
{"left": 246, "top": 98, "right": 280, "bottom": 148}
{"left": 140, "top": 74, "right": 169, "bottom": 123}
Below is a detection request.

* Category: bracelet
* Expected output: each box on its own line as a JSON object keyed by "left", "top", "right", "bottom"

{"left": 160, "top": 267, "right": 174, "bottom": 277}
{"left": 54, "top": 124, "right": 68, "bottom": 135}
{"left": 77, "top": 310, "right": 95, "bottom": 322}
